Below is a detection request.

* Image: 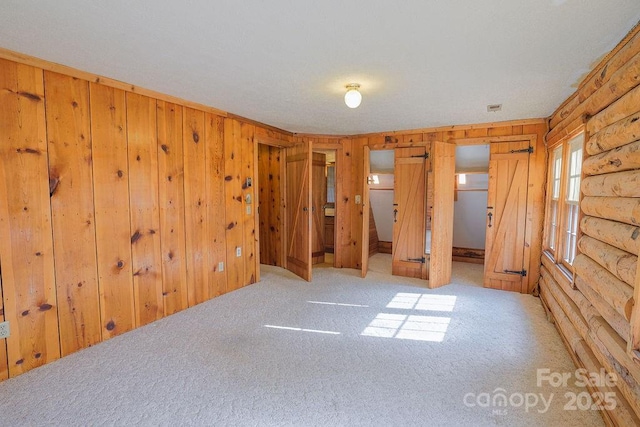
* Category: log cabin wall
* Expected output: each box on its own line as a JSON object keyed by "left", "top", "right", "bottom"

{"left": 539, "top": 24, "right": 640, "bottom": 425}
{"left": 0, "top": 56, "right": 272, "bottom": 380}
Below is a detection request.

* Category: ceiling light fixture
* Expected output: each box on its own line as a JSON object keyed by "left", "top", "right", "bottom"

{"left": 344, "top": 83, "right": 362, "bottom": 108}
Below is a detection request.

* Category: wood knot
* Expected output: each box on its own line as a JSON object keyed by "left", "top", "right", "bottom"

{"left": 21, "top": 310, "right": 29, "bottom": 317}
{"left": 131, "top": 230, "right": 142, "bottom": 244}
{"left": 39, "top": 303, "right": 53, "bottom": 311}
{"left": 17, "top": 91, "right": 41, "bottom": 101}
{"left": 15, "top": 359, "right": 24, "bottom": 365}
{"left": 117, "top": 260, "right": 124, "bottom": 269}
{"left": 106, "top": 320, "right": 116, "bottom": 331}
{"left": 71, "top": 101, "right": 78, "bottom": 108}
{"left": 225, "top": 175, "right": 233, "bottom": 181}
{"left": 227, "top": 222, "right": 235, "bottom": 230}
{"left": 161, "top": 144, "right": 169, "bottom": 153}
{"left": 17, "top": 148, "right": 40, "bottom": 155}
{"left": 49, "top": 176, "right": 60, "bottom": 196}
{"left": 34, "top": 353, "right": 42, "bottom": 359}
{"left": 192, "top": 132, "right": 200, "bottom": 143}
{"left": 117, "top": 170, "right": 124, "bottom": 178}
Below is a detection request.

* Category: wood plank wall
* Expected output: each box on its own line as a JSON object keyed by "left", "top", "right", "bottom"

{"left": 0, "top": 58, "right": 262, "bottom": 380}
{"left": 539, "top": 25, "right": 640, "bottom": 425}
{"left": 313, "top": 122, "right": 547, "bottom": 290}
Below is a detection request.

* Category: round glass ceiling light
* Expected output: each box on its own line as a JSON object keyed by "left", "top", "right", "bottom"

{"left": 344, "top": 84, "right": 362, "bottom": 108}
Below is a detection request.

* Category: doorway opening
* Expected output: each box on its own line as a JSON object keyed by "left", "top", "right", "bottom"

{"left": 452, "top": 144, "right": 489, "bottom": 284}
{"left": 366, "top": 149, "right": 395, "bottom": 275}
{"left": 257, "top": 143, "right": 286, "bottom": 272}
{"left": 312, "top": 149, "right": 337, "bottom": 269}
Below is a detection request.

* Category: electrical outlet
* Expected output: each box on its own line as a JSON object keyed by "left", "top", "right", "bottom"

{"left": 355, "top": 195, "right": 361, "bottom": 205}
{"left": 0, "top": 321, "right": 10, "bottom": 339}
{"left": 236, "top": 247, "right": 242, "bottom": 257}
{"left": 246, "top": 205, "right": 251, "bottom": 215}
{"left": 218, "top": 261, "right": 224, "bottom": 272}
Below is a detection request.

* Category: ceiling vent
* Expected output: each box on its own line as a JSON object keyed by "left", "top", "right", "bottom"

{"left": 487, "top": 104, "right": 502, "bottom": 112}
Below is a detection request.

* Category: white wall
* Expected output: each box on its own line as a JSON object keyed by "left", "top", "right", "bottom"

{"left": 453, "top": 190, "right": 488, "bottom": 249}
{"left": 369, "top": 174, "right": 394, "bottom": 242}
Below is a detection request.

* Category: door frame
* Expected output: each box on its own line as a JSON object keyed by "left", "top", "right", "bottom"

{"left": 448, "top": 134, "right": 540, "bottom": 293}
{"left": 313, "top": 142, "right": 343, "bottom": 269}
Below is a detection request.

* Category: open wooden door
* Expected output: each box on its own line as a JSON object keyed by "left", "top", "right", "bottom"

{"left": 392, "top": 147, "right": 428, "bottom": 279}
{"left": 484, "top": 140, "right": 531, "bottom": 292}
{"left": 429, "top": 141, "right": 455, "bottom": 288}
{"left": 361, "top": 146, "right": 371, "bottom": 278}
{"left": 285, "top": 143, "right": 312, "bottom": 281}
{"left": 311, "top": 152, "right": 326, "bottom": 265}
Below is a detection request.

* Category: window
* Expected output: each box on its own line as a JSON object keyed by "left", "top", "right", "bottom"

{"left": 563, "top": 137, "right": 583, "bottom": 265}
{"left": 543, "top": 132, "right": 584, "bottom": 272}
{"left": 546, "top": 146, "right": 562, "bottom": 253}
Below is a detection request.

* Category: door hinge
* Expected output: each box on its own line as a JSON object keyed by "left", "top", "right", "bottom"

{"left": 410, "top": 153, "right": 429, "bottom": 159}
{"left": 510, "top": 146, "right": 533, "bottom": 154}
{"left": 407, "top": 257, "right": 426, "bottom": 263}
{"left": 503, "top": 269, "right": 527, "bottom": 277}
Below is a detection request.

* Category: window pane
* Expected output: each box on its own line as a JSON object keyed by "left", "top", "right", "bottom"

{"left": 552, "top": 146, "right": 562, "bottom": 199}
{"left": 563, "top": 204, "right": 579, "bottom": 264}
{"left": 548, "top": 200, "right": 558, "bottom": 250}
{"left": 566, "top": 134, "right": 583, "bottom": 203}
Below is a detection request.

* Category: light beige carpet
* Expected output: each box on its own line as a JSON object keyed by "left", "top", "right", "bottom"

{"left": 0, "top": 254, "right": 602, "bottom": 426}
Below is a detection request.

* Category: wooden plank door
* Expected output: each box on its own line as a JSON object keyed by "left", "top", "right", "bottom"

{"left": 361, "top": 146, "right": 371, "bottom": 278}
{"left": 429, "top": 141, "right": 455, "bottom": 288}
{"left": 285, "top": 143, "right": 312, "bottom": 281}
{"left": 311, "top": 152, "right": 327, "bottom": 265}
{"left": 484, "top": 141, "right": 531, "bottom": 292}
{"left": 392, "top": 147, "right": 428, "bottom": 279}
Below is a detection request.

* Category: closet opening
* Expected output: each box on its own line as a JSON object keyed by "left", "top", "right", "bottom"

{"left": 452, "top": 144, "right": 490, "bottom": 268}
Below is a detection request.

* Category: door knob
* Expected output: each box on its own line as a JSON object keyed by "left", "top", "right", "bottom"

{"left": 393, "top": 209, "right": 398, "bottom": 223}
{"left": 487, "top": 212, "right": 493, "bottom": 228}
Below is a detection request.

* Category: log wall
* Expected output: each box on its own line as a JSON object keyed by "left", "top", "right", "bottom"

{"left": 0, "top": 57, "right": 265, "bottom": 379}
{"left": 540, "top": 23, "right": 640, "bottom": 425}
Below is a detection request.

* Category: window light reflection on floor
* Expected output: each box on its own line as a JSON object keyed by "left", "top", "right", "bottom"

{"left": 307, "top": 301, "right": 370, "bottom": 308}
{"left": 264, "top": 325, "right": 341, "bottom": 335}
{"left": 386, "top": 293, "right": 457, "bottom": 312}
{"left": 361, "top": 313, "right": 451, "bottom": 342}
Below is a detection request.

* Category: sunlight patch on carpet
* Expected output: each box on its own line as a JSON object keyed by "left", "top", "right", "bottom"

{"left": 386, "top": 293, "right": 457, "bottom": 312}
{"left": 264, "top": 325, "right": 341, "bottom": 335}
{"left": 361, "top": 313, "right": 451, "bottom": 342}
{"left": 307, "top": 301, "right": 370, "bottom": 308}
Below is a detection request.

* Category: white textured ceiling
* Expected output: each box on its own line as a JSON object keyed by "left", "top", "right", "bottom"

{"left": 1, "top": 1, "right": 639, "bottom": 135}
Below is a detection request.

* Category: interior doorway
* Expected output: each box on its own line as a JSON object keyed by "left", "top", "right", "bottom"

{"left": 312, "top": 149, "right": 337, "bottom": 268}
{"left": 366, "top": 149, "right": 394, "bottom": 274}
{"left": 257, "top": 143, "right": 285, "bottom": 269}
{"left": 452, "top": 144, "right": 490, "bottom": 268}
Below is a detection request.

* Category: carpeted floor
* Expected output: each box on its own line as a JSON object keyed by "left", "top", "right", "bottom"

{"left": 0, "top": 255, "right": 603, "bottom": 426}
